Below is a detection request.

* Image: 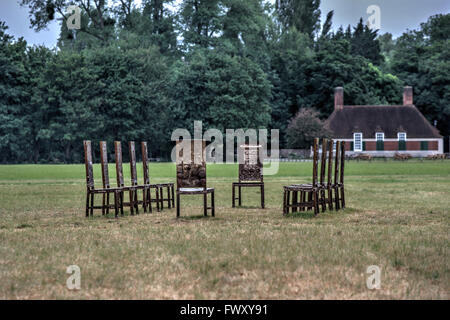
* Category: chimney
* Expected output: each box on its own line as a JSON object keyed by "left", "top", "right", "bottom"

{"left": 334, "top": 87, "right": 344, "bottom": 110}
{"left": 403, "top": 86, "right": 413, "bottom": 105}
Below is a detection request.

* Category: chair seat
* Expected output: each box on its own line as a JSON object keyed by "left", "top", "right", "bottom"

{"left": 284, "top": 184, "right": 317, "bottom": 191}
{"left": 157, "top": 183, "right": 174, "bottom": 187}
{"left": 178, "top": 187, "right": 214, "bottom": 194}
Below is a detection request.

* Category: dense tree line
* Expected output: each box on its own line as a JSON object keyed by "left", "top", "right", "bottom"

{"left": 0, "top": 0, "right": 448, "bottom": 163}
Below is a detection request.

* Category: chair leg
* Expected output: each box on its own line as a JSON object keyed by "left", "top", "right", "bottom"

{"left": 106, "top": 192, "right": 110, "bottom": 215}
{"left": 166, "top": 186, "right": 171, "bottom": 209}
{"left": 335, "top": 187, "right": 340, "bottom": 210}
{"left": 147, "top": 188, "right": 152, "bottom": 213}
{"left": 203, "top": 192, "right": 207, "bottom": 216}
{"left": 114, "top": 191, "right": 119, "bottom": 218}
{"left": 286, "top": 190, "right": 291, "bottom": 214}
{"left": 102, "top": 193, "right": 106, "bottom": 216}
{"left": 134, "top": 189, "right": 139, "bottom": 214}
{"left": 307, "top": 191, "right": 313, "bottom": 211}
{"left": 86, "top": 191, "right": 90, "bottom": 218}
{"left": 340, "top": 186, "right": 345, "bottom": 209}
{"left": 90, "top": 193, "right": 94, "bottom": 217}
{"left": 238, "top": 186, "right": 242, "bottom": 206}
{"left": 171, "top": 185, "right": 175, "bottom": 207}
{"left": 211, "top": 191, "right": 215, "bottom": 217}
{"left": 292, "top": 191, "right": 298, "bottom": 213}
{"left": 176, "top": 192, "right": 180, "bottom": 218}
{"left": 328, "top": 187, "right": 333, "bottom": 211}
{"left": 313, "top": 190, "right": 319, "bottom": 216}
{"left": 143, "top": 188, "right": 147, "bottom": 213}
{"left": 261, "top": 184, "right": 265, "bottom": 209}
{"left": 232, "top": 184, "right": 235, "bottom": 208}
{"left": 321, "top": 188, "right": 326, "bottom": 213}
{"left": 155, "top": 187, "right": 160, "bottom": 212}
{"left": 120, "top": 192, "right": 124, "bottom": 216}
{"left": 159, "top": 187, "right": 164, "bottom": 210}
{"left": 129, "top": 189, "right": 134, "bottom": 215}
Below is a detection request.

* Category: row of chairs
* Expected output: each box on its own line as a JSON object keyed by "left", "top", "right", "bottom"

{"left": 84, "top": 140, "right": 174, "bottom": 218}
{"left": 283, "top": 138, "right": 346, "bottom": 215}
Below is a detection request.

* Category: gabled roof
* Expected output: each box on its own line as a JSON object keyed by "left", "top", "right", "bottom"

{"left": 325, "top": 105, "right": 442, "bottom": 139}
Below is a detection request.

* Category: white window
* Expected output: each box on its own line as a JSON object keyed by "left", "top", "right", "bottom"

{"left": 376, "top": 132, "right": 384, "bottom": 141}
{"left": 398, "top": 132, "right": 407, "bottom": 141}
{"left": 354, "top": 133, "right": 363, "bottom": 152}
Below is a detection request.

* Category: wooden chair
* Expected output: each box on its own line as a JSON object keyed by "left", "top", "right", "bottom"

{"left": 232, "top": 145, "right": 264, "bottom": 208}
{"left": 84, "top": 140, "right": 121, "bottom": 218}
{"left": 283, "top": 138, "right": 320, "bottom": 215}
{"left": 176, "top": 140, "right": 215, "bottom": 218}
{"left": 325, "top": 139, "right": 334, "bottom": 210}
{"left": 333, "top": 141, "right": 341, "bottom": 210}
{"left": 338, "top": 141, "right": 346, "bottom": 209}
{"left": 141, "top": 141, "right": 161, "bottom": 212}
{"left": 142, "top": 142, "right": 174, "bottom": 211}
{"left": 114, "top": 141, "right": 139, "bottom": 215}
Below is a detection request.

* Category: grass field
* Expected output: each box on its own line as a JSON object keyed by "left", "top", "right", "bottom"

{"left": 0, "top": 160, "right": 449, "bottom": 299}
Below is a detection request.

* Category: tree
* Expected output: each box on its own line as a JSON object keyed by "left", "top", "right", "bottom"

{"left": 0, "top": 22, "right": 29, "bottom": 162}
{"left": 170, "top": 48, "right": 272, "bottom": 132}
{"left": 178, "top": 0, "right": 223, "bottom": 48}
{"left": 286, "top": 108, "right": 330, "bottom": 148}
{"left": 390, "top": 14, "right": 450, "bottom": 139}
{"left": 275, "top": 0, "right": 321, "bottom": 39}
{"left": 350, "top": 18, "right": 383, "bottom": 65}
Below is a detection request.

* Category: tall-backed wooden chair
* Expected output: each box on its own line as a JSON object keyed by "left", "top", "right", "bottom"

{"left": 141, "top": 142, "right": 161, "bottom": 212}
{"left": 84, "top": 140, "right": 121, "bottom": 218}
{"left": 318, "top": 138, "right": 328, "bottom": 212}
{"left": 128, "top": 141, "right": 151, "bottom": 214}
{"left": 232, "top": 145, "right": 264, "bottom": 208}
{"left": 333, "top": 141, "right": 341, "bottom": 210}
{"left": 338, "top": 141, "right": 346, "bottom": 209}
{"left": 283, "top": 138, "right": 320, "bottom": 215}
{"left": 326, "top": 139, "right": 334, "bottom": 210}
{"left": 114, "top": 141, "right": 139, "bottom": 215}
{"left": 144, "top": 144, "right": 175, "bottom": 210}
{"left": 176, "top": 140, "right": 215, "bottom": 218}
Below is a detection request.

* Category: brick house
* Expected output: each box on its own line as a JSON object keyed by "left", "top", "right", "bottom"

{"left": 324, "top": 86, "right": 444, "bottom": 157}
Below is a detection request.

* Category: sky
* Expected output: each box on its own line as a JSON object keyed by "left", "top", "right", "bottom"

{"left": 0, "top": 0, "right": 449, "bottom": 48}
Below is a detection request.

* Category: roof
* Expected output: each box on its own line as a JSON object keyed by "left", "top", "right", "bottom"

{"left": 325, "top": 105, "right": 442, "bottom": 139}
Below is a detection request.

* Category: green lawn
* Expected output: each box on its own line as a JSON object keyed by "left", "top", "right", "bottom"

{"left": 0, "top": 161, "right": 449, "bottom": 299}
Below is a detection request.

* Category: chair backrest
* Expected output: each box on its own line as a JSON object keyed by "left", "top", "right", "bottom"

{"left": 84, "top": 140, "right": 95, "bottom": 190}
{"left": 141, "top": 142, "right": 150, "bottom": 185}
{"left": 129, "top": 141, "right": 138, "bottom": 186}
{"left": 114, "top": 141, "right": 125, "bottom": 187}
{"left": 340, "top": 141, "right": 346, "bottom": 184}
{"left": 327, "top": 139, "right": 334, "bottom": 187}
{"left": 334, "top": 141, "right": 341, "bottom": 186}
{"left": 100, "top": 141, "right": 110, "bottom": 189}
{"left": 312, "top": 138, "right": 319, "bottom": 186}
{"left": 319, "top": 138, "right": 328, "bottom": 186}
{"left": 238, "top": 145, "right": 263, "bottom": 182}
{"left": 176, "top": 140, "right": 207, "bottom": 190}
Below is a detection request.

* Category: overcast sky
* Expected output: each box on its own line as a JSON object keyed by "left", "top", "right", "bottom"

{"left": 0, "top": 0, "right": 449, "bottom": 48}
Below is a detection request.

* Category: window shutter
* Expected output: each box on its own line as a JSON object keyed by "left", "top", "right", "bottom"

{"left": 362, "top": 141, "right": 366, "bottom": 151}
{"left": 376, "top": 141, "right": 384, "bottom": 151}
{"left": 350, "top": 141, "right": 354, "bottom": 151}
{"left": 398, "top": 140, "right": 406, "bottom": 151}
{"left": 420, "top": 141, "right": 428, "bottom": 151}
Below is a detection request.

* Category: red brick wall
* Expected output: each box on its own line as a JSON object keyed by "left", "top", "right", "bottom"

{"left": 406, "top": 141, "right": 420, "bottom": 150}
{"left": 365, "top": 141, "right": 376, "bottom": 151}
{"left": 383, "top": 141, "right": 398, "bottom": 151}
{"left": 340, "top": 140, "right": 439, "bottom": 151}
{"left": 429, "top": 141, "right": 438, "bottom": 150}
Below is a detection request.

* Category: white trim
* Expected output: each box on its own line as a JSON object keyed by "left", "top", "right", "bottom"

{"left": 333, "top": 138, "right": 442, "bottom": 142}
{"left": 353, "top": 132, "right": 363, "bottom": 152}
{"left": 375, "top": 132, "right": 384, "bottom": 141}
{"left": 398, "top": 132, "right": 407, "bottom": 141}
